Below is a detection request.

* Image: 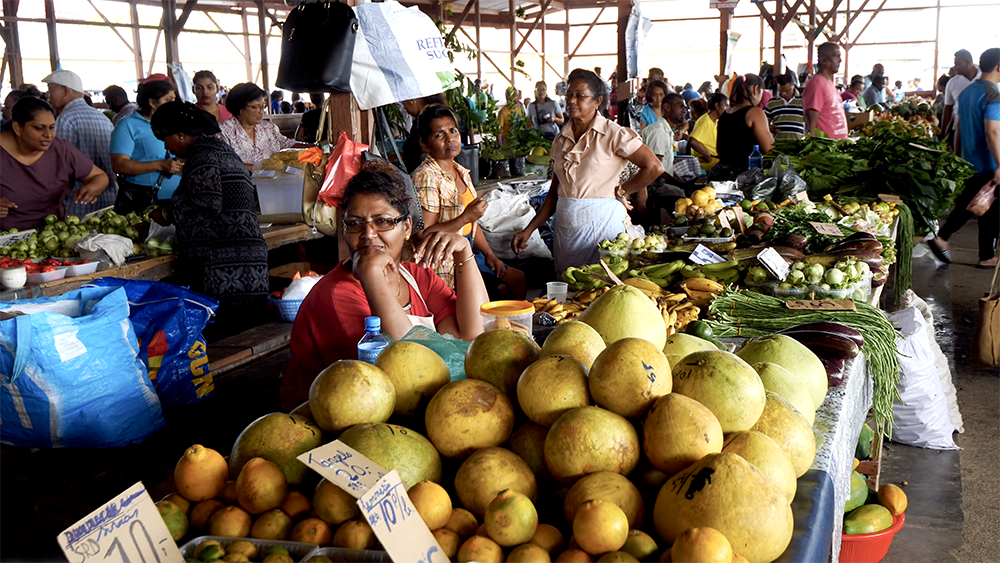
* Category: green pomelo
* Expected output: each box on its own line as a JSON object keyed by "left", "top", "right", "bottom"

{"left": 308, "top": 360, "right": 396, "bottom": 433}
{"left": 517, "top": 355, "right": 592, "bottom": 427}
{"left": 375, "top": 341, "right": 451, "bottom": 418}
{"left": 642, "top": 393, "right": 724, "bottom": 475}
{"left": 722, "top": 431, "right": 797, "bottom": 504}
{"left": 540, "top": 321, "right": 606, "bottom": 369}
{"left": 589, "top": 338, "right": 671, "bottom": 419}
{"left": 465, "top": 329, "right": 540, "bottom": 398}
{"left": 337, "top": 423, "right": 442, "bottom": 486}
{"left": 544, "top": 406, "right": 640, "bottom": 484}
{"left": 749, "top": 392, "right": 816, "bottom": 478}
{"left": 455, "top": 447, "right": 538, "bottom": 519}
{"left": 736, "top": 335, "right": 828, "bottom": 411}
{"left": 580, "top": 285, "right": 667, "bottom": 350}
{"left": 229, "top": 413, "right": 324, "bottom": 486}
{"left": 662, "top": 333, "right": 718, "bottom": 358}
{"left": 671, "top": 351, "right": 766, "bottom": 433}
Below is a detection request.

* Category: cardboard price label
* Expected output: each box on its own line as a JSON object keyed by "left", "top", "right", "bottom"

{"left": 359, "top": 470, "right": 449, "bottom": 563}
{"left": 878, "top": 193, "right": 903, "bottom": 205}
{"left": 298, "top": 440, "right": 389, "bottom": 498}
{"left": 794, "top": 190, "right": 810, "bottom": 202}
{"left": 756, "top": 247, "right": 790, "bottom": 281}
{"left": 733, "top": 205, "right": 747, "bottom": 233}
{"left": 57, "top": 482, "right": 182, "bottom": 563}
{"left": 690, "top": 244, "right": 727, "bottom": 265}
{"left": 785, "top": 299, "right": 857, "bottom": 311}
{"left": 808, "top": 222, "right": 845, "bottom": 237}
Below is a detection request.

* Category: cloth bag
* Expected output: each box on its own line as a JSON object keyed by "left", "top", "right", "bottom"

{"left": 976, "top": 246, "right": 1000, "bottom": 366}
{"left": 87, "top": 278, "right": 219, "bottom": 407}
{"left": 0, "top": 286, "right": 166, "bottom": 448}
{"left": 276, "top": 1, "right": 357, "bottom": 93}
{"left": 349, "top": 0, "right": 459, "bottom": 110}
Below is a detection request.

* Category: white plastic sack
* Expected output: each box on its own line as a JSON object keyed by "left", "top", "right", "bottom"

{"left": 283, "top": 276, "right": 323, "bottom": 301}
{"left": 350, "top": 1, "right": 460, "bottom": 111}
{"left": 888, "top": 304, "right": 959, "bottom": 450}
{"left": 899, "top": 290, "right": 963, "bottom": 433}
{"left": 479, "top": 186, "right": 552, "bottom": 261}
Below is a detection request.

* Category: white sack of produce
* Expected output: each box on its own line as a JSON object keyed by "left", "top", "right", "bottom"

{"left": 479, "top": 185, "right": 553, "bottom": 261}
{"left": 73, "top": 233, "right": 135, "bottom": 265}
{"left": 282, "top": 275, "right": 323, "bottom": 301}
{"left": 888, "top": 303, "right": 959, "bottom": 450}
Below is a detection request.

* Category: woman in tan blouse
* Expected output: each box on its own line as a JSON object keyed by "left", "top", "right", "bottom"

{"left": 511, "top": 69, "right": 662, "bottom": 273}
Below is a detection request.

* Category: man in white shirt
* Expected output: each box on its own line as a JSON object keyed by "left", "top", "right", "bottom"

{"left": 942, "top": 49, "right": 981, "bottom": 149}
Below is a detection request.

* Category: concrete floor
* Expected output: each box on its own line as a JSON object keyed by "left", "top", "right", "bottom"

{"left": 881, "top": 223, "right": 999, "bottom": 563}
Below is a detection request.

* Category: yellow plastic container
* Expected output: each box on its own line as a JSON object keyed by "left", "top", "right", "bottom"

{"left": 481, "top": 300, "right": 534, "bottom": 336}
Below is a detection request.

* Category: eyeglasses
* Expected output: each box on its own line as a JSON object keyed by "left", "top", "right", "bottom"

{"left": 246, "top": 103, "right": 266, "bottom": 112}
{"left": 342, "top": 215, "right": 407, "bottom": 234}
{"left": 565, "top": 92, "right": 596, "bottom": 101}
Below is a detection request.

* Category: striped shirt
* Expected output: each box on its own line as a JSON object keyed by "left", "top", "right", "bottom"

{"left": 765, "top": 95, "right": 805, "bottom": 140}
{"left": 55, "top": 97, "right": 119, "bottom": 215}
{"left": 412, "top": 156, "right": 476, "bottom": 289}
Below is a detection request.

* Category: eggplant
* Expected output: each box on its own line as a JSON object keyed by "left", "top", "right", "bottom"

{"left": 825, "top": 239, "right": 883, "bottom": 255}
{"left": 804, "top": 250, "right": 884, "bottom": 271}
{"left": 771, "top": 246, "right": 806, "bottom": 262}
{"left": 781, "top": 331, "right": 861, "bottom": 359}
{"left": 779, "top": 322, "right": 864, "bottom": 348}
{"left": 821, "top": 357, "right": 846, "bottom": 387}
{"left": 871, "top": 273, "right": 888, "bottom": 288}
{"left": 843, "top": 231, "right": 877, "bottom": 243}
{"left": 780, "top": 234, "right": 809, "bottom": 251}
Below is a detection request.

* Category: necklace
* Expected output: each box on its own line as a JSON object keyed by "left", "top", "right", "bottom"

{"left": 349, "top": 262, "right": 402, "bottom": 298}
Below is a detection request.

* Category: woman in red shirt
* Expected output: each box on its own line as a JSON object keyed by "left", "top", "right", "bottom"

{"left": 280, "top": 160, "right": 489, "bottom": 410}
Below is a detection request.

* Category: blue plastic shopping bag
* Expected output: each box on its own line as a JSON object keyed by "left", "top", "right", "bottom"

{"left": 0, "top": 286, "right": 166, "bottom": 448}
{"left": 88, "top": 278, "right": 219, "bottom": 407}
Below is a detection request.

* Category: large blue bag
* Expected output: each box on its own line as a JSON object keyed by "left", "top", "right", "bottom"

{"left": 0, "top": 286, "right": 166, "bottom": 448}
{"left": 88, "top": 278, "right": 219, "bottom": 407}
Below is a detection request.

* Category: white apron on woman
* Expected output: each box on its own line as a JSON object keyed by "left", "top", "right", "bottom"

{"left": 553, "top": 196, "right": 628, "bottom": 273}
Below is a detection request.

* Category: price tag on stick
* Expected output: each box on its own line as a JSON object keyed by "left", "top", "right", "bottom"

{"left": 757, "top": 247, "right": 790, "bottom": 281}
{"left": 57, "top": 482, "right": 183, "bottom": 563}
{"left": 733, "top": 205, "right": 747, "bottom": 234}
{"left": 690, "top": 244, "right": 727, "bottom": 265}
{"left": 359, "top": 470, "right": 450, "bottom": 563}
{"left": 298, "top": 440, "right": 389, "bottom": 498}
{"left": 808, "top": 222, "right": 845, "bottom": 237}
{"left": 785, "top": 299, "right": 857, "bottom": 311}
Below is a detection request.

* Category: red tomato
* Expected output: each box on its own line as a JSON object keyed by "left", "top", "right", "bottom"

{"left": 41, "top": 265, "right": 57, "bottom": 272}
{"left": 62, "top": 259, "right": 72, "bottom": 265}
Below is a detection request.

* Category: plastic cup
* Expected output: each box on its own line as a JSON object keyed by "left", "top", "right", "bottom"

{"left": 547, "top": 281, "right": 569, "bottom": 303}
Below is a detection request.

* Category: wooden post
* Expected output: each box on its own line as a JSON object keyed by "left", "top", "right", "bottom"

{"left": 257, "top": 0, "right": 269, "bottom": 92}
{"left": 720, "top": 7, "right": 732, "bottom": 77}
{"left": 564, "top": 6, "right": 570, "bottom": 77}
{"left": 807, "top": 0, "right": 816, "bottom": 71}
{"left": 129, "top": 0, "right": 143, "bottom": 80}
{"left": 161, "top": 0, "right": 178, "bottom": 68}
{"left": 1, "top": 0, "right": 24, "bottom": 88}
{"left": 509, "top": 0, "right": 517, "bottom": 88}
{"left": 774, "top": 0, "right": 783, "bottom": 78}
{"left": 44, "top": 0, "right": 58, "bottom": 71}
{"left": 617, "top": 0, "right": 629, "bottom": 85}
{"left": 541, "top": 7, "right": 546, "bottom": 83}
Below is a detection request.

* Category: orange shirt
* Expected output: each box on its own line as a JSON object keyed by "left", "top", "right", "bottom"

{"left": 551, "top": 113, "right": 643, "bottom": 199}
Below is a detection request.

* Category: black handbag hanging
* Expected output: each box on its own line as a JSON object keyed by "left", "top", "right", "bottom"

{"left": 276, "top": 1, "right": 358, "bottom": 93}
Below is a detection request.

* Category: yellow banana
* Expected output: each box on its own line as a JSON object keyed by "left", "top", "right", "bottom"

{"left": 661, "top": 292, "right": 687, "bottom": 303}
{"left": 624, "top": 278, "right": 663, "bottom": 293}
{"left": 682, "top": 278, "right": 725, "bottom": 293}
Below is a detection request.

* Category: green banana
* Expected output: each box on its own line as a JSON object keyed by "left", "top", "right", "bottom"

{"left": 703, "top": 259, "right": 739, "bottom": 272}
{"left": 563, "top": 268, "right": 578, "bottom": 284}
{"left": 646, "top": 260, "right": 685, "bottom": 279}
{"left": 634, "top": 274, "right": 669, "bottom": 288}
{"left": 681, "top": 266, "right": 706, "bottom": 279}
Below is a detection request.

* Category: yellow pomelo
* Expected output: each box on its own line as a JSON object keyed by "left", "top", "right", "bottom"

{"left": 589, "top": 338, "right": 671, "bottom": 419}
{"left": 308, "top": 360, "right": 395, "bottom": 433}
{"left": 752, "top": 362, "right": 817, "bottom": 424}
{"left": 337, "top": 423, "right": 442, "bottom": 485}
{"left": 749, "top": 391, "right": 817, "bottom": 477}
{"left": 653, "top": 453, "right": 792, "bottom": 563}
{"left": 735, "top": 335, "right": 827, "bottom": 411}
{"left": 563, "top": 472, "right": 645, "bottom": 529}
{"left": 722, "top": 431, "right": 797, "bottom": 504}
{"left": 671, "top": 351, "right": 765, "bottom": 433}
{"left": 540, "top": 321, "right": 607, "bottom": 369}
{"left": 425, "top": 379, "right": 515, "bottom": 458}
{"left": 517, "top": 355, "right": 592, "bottom": 427}
{"left": 375, "top": 341, "right": 451, "bottom": 418}
{"left": 642, "top": 394, "right": 724, "bottom": 475}
{"left": 455, "top": 447, "right": 537, "bottom": 519}
{"left": 544, "top": 406, "right": 640, "bottom": 484}
{"left": 580, "top": 285, "right": 667, "bottom": 350}
{"left": 465, "top": 329, "right": 540, "bottom": 398}
{"left": 662, "top": 333, "right": 717, "bottom": 359}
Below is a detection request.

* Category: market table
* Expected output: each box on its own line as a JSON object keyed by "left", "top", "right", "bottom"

{"left": 0, "top": 223, "right": 324, "bottom": 300}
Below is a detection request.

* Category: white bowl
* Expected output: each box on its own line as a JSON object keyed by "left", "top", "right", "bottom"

{"left": 0, "top": 266, "right": 27, "bottom": 290}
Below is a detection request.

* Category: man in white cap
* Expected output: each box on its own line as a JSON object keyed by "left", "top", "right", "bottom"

{"left": 43, "top": 70, "right": 118, "bottom": 215}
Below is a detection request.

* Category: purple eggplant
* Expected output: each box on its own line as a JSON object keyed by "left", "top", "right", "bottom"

{"left": 781, "top": 234, "right": 809, "bottom": 251}
{"left": 825, "top": 239, "right": 884, "bottom": 255}
{"left": 822, "top": 357, "right": 846, "bottom": 386}
{"left": 771, "top": 246, "right": 806, "bottom": 262}
{"left": 843, "top": 231, "right": 877, "bottom": 242}
{"left": 780, "top": 331, "right": 860, "bottom": 359}
{"left": 779, "top": 322, "right": 864, "bottom": 348}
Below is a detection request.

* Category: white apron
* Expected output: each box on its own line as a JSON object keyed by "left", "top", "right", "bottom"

{"left": 399, "top": 265, "right": 437, "bottom": 331}
{"left": 553, "top": 196, "right": 628, "bottom": 273}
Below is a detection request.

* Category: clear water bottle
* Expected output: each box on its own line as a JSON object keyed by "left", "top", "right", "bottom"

{"left": 357, "top": 316, "right": 389, "bottom": 364}
{"left": 748, "top": 145, "right": 764, "bottom": 170}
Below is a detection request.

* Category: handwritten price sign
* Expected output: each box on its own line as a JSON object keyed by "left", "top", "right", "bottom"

{"left": 297, "top": 440, "right": 389, "bottom": 498}
{"left": 57, "top": 482, "right": 182, "bottom": 563}
{"left": 359, "top": 470, "right": 449, "bottom": 563}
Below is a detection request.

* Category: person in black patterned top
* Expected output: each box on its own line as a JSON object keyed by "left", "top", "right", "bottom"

{"left": 150, "top": 101, "right": 268, "bottom": 338}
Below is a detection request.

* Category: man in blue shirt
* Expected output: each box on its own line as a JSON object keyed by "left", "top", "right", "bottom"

{"left": 43, "top": 70, "right": 119, "bottom": 216}
{"left": 931, "top": 47, "right": 1000, "bottom": 268}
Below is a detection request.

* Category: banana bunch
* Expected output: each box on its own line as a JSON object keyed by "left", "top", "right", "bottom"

{"left": 562, "top": 257, "right": 630, "bottom": 291}
{"left": 574, "top": 286, "right": 608, "bottom": 304}
{"left": 532, "top": 298, "right": 587, "bottom": 323}
{"left": 679, "top": 277, "right": 726, "bottom": 308}
{"left": 701, "top": 259, "right": 741, "bottom": 284}
{"left": 626, "top": 259, "right": 686, "bottom": 288}
{"left": 658, "top": 298, "right": 700, "bottom": 335}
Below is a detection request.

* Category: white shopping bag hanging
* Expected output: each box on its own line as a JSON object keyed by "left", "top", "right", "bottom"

{"left": 351, "top": 0, "right": 460, "bottom": 110}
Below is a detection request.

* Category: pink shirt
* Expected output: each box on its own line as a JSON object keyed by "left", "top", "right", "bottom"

{"left": 803, "top": 74, "right": 849, "bottom": 140}
{"left": 552, "top": 113, "right": 643, "bottom": 199}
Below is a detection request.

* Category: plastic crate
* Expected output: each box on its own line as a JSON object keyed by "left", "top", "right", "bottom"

{"left": 839, "top": 512, "right": 905, "bottom": 563}
{"left": 269, "top": 295, "right": 304, "bottom": 322}
{"left": 178, "top": 536, "right": 319, "bottom": 562}
{"left": 26, "top": 268, "right": 67, "bottom": 284}
{"left": 308, "top": 547, "right": 392, "bottom": 562}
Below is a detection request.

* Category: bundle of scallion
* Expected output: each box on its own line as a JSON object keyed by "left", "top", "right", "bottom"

{"left": 707, "top": 287, "right": 901, "bottom": 437}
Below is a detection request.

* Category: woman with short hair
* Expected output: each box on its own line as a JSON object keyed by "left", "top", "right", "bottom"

{"left": 219, "top": 82, "right": 297, "bottom": 169}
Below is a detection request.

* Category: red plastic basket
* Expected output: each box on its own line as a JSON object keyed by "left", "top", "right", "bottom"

{"left": 839, "top": 512, "right": 906, "bottom": 563}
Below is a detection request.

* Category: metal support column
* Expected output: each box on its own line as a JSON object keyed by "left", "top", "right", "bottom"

{"left": 242, "top": 8, "right": 253, "bottom": 83}
{"left": 475, "top": 0, "right": 482, "bottom": 79}
{"left": 541, "top": 8, "right": 546, "bottom": 83}
{"left": 44, "top": 0, "right": 58, "bottom": 71}
{"left": 257, "top": 0, "right": 269, "bottom": 93}
{"left": 807, "top": 0, "right": 816, "bottom": 71}
{"left": 509, "top": 0, "right": 517, "bottom": 88}
{"left": 933, "top": 0, "right": 941, "bottom": 93}
{"left": 563, "top": 7, "right": 570, "bottom": 77}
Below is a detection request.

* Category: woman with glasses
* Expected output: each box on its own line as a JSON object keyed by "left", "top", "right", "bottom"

{"left": 219, "top": 82, "right": 299, "bottom": 170}
{"left": 511, "top": 69, "right": 663, "bottom": 273}
{"left": 279, "top": 159, "right": 489, "bottom": 410}
{"left": 150, "top": 101, "right": 269, "bottom": 339}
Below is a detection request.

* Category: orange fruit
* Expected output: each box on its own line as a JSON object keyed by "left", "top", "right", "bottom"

{"left": 312, "top": 479, "right": 360, "bottom": 525}
{"left": 155, "top": 500, "right": 188, "bottom": 541}
{"left": 408, "top": 480, "right": 452, "bottom": 530}
{"left": 456, "top": 535, "right": 503, "bottom": 563}
{"left": 332, "top": 519, "right": 377, "bottom": 550}
{"left": 433, "top": 528, "right": 461, "bottom": 559}
{"left": 444, "top": 508, "right": 479, "bottom": 539}
{"left": 509, "top": 543, "right": 552, "bottom": 562}
{"left": 280, "top": 491, "right": 312, "bottom": 520}
{"left": 174, "top": 444, "right": 229, "bottom": 502}
{"left": 208, "top": 505, "right": 252, "bottom": 537}
{"left": 290, "top": 517, "right": 332, "bottom": 546}
{"left": 484, "top": 489, "right": 537, "bottom": 547}
{"left": 555, "top": 549, "right": 594, "bottom": 562}
{"left": 572, "top": 500, "right": 628, "bottom": 556}
{"left": 670, "top": 527, "right": 732, "bottom": 563}
{"left": 530, "top": 523, "right": 566, "bottom": 555}
{"left": 236, "top": 457, "right": 288, "bottom": 514}
{"left": 190, "top": 499, "right": 226, "bottom": 530}
{"left": 161, "top": 493, "right": 191, "bottom": 515}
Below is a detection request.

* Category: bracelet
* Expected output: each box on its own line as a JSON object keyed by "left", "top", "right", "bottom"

{"left": 456, "top": 253, "right": 476, "bottom": 267}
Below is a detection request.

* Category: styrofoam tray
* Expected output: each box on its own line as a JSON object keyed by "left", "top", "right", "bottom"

{"left": 58, "top": 261, "right": 100, "bottom": 277}
{"left": 178, "top": 536, "right": 319, "bottom": 562}
{"left": 682, "top": 236, "right": 736, "bottom": 243}
{"left": 26, "top": 268, "right": 67, "bottom": 284}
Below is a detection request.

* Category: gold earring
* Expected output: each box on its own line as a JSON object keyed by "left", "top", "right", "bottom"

{"left": 405, "top": 235, "right": 410, "bottom": 241}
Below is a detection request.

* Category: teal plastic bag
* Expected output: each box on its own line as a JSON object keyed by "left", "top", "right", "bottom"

{"left": 399, "top": 325, "right": 470, "bottom": 382}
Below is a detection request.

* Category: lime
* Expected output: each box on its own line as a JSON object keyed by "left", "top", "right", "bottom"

{"left": 264, "top": 546, "right": 290, "bottom": 557}
{"left": 740, "top": 199, "right": 754, "bottom": 212}
{"left": 685, "top": 321, "right": 713, "bottom": 340}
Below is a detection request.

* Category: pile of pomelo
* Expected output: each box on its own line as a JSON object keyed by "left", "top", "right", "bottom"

{"left": 158, "top": 285, "right": 831, "bottom": 563}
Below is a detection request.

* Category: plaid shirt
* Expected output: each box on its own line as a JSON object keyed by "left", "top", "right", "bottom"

{"left": 55, "top": 97, "right": 119, "bottom": 215}
{"left": 412, "top": 156, "right": 476, "bottom": 288}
